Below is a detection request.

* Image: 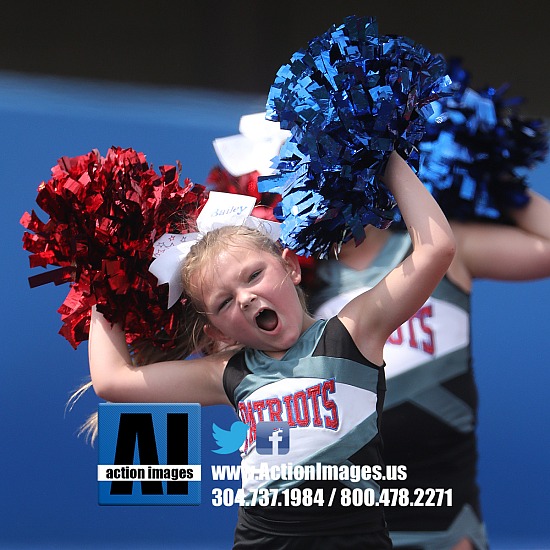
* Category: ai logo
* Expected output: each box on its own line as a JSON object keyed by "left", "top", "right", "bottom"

{"left": 256, "top": 421, "right": 290, "bottom": 455}
{"left": 97, "top": 403, "right": 201, "bottom": 505}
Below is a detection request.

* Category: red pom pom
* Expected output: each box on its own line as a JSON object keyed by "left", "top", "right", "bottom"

{"left": 21, "top": 146, "right": 207, "bottom": 351}
{"left": 206, "top": 165, "right": 280, "bottom": 221}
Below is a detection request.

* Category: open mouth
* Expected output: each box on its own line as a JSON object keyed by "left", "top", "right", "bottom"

{"left": 255, "top": 308, "right": 279, "bottom": 331}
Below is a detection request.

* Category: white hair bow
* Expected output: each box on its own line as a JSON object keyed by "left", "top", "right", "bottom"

{"left": 213, "top": 112, "right": 291, "bottom": 177}
{"left": 149, "top": 191, "right": 281, "bottom": 308}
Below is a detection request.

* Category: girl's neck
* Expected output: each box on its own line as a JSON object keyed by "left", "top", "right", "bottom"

{"left": 263, "top": 313, "right": 316, "bottom": 360}
{"left": 336, "top": 226, "right": 391, "bottom": 271}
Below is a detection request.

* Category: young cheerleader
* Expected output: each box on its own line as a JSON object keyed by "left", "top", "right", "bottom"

{"left": 309, "top": 64, "right": 550, "bottom": 550}
{"left": 89, "top": 150, "right": 455, "bottom": 549}
{"left": 22, "top": 16, "right": 455, "bottom": 549}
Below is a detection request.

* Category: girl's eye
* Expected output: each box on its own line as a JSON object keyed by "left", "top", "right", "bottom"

{"left": 218, "top": 298, "right": 231, "bottom": 311}
{"left": 250, "top": 270, "right": 261, "bottom": 281}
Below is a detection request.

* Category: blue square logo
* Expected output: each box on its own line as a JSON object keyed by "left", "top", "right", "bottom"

{"left": 256, "top": 421, "right": 290, "bottom": 455}
{"left": 98, "top": 403, "right": 201, "bottom": 505}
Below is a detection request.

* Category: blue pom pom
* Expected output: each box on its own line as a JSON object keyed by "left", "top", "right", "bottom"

{"left": 413, "top": 59, "right": 549, "bottom": 223}
{"left": 259, "top": 15, "right": 452, "bottom": 257}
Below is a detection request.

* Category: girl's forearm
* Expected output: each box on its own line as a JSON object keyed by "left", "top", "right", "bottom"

{"left": 88, "top": 306, "right": 135, "bottom": 400}
{"left": 383, "top": 152, "right": 455, "bottom": 254}
{"left": 509, "top": 190, "right": 550, "bottom": 241}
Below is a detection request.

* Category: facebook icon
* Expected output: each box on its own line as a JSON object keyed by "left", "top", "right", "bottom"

{"left": 256, "top": 422, "right": 290, "bottom": 455}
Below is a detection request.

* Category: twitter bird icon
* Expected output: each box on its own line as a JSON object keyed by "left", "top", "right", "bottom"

{"left": 212, "top": 421, "right": 249, "bottom": 454}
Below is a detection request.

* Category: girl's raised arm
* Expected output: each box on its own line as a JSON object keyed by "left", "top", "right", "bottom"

{"left": 88, "top": 307, "right": 231, "bottom": 406}
{"left": 448, "top": 190, "right": 550, "bottom": 291}
{"left": 339, "top": 151, "right": 456, "bottom": 364}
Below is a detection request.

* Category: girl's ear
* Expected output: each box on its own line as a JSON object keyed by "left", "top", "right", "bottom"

{"left": 281, "top": 248, "right": 302, "bottom": 285}
{"left": 203, "top": 323, "right": 237, "bottom": 346}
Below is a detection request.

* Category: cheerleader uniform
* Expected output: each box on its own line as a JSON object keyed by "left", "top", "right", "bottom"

{"left": 312, "top": 232, "right": 488, "bottom": 550}
{"left": 223, "top": 317, "right": 392, "bottom": 549}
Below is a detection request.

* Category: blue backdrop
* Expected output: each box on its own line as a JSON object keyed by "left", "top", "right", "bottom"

{"left": 1, "top": 72, "right": 549, "bottom": 549}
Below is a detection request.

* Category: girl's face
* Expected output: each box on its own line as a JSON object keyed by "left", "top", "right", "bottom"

{"left": 196, "top": 243, "right": 312, "bottom": 357}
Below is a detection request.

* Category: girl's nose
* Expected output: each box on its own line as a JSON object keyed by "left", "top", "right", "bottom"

{"left": 239, "top": 291, "right": 256, "bottom": 310}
